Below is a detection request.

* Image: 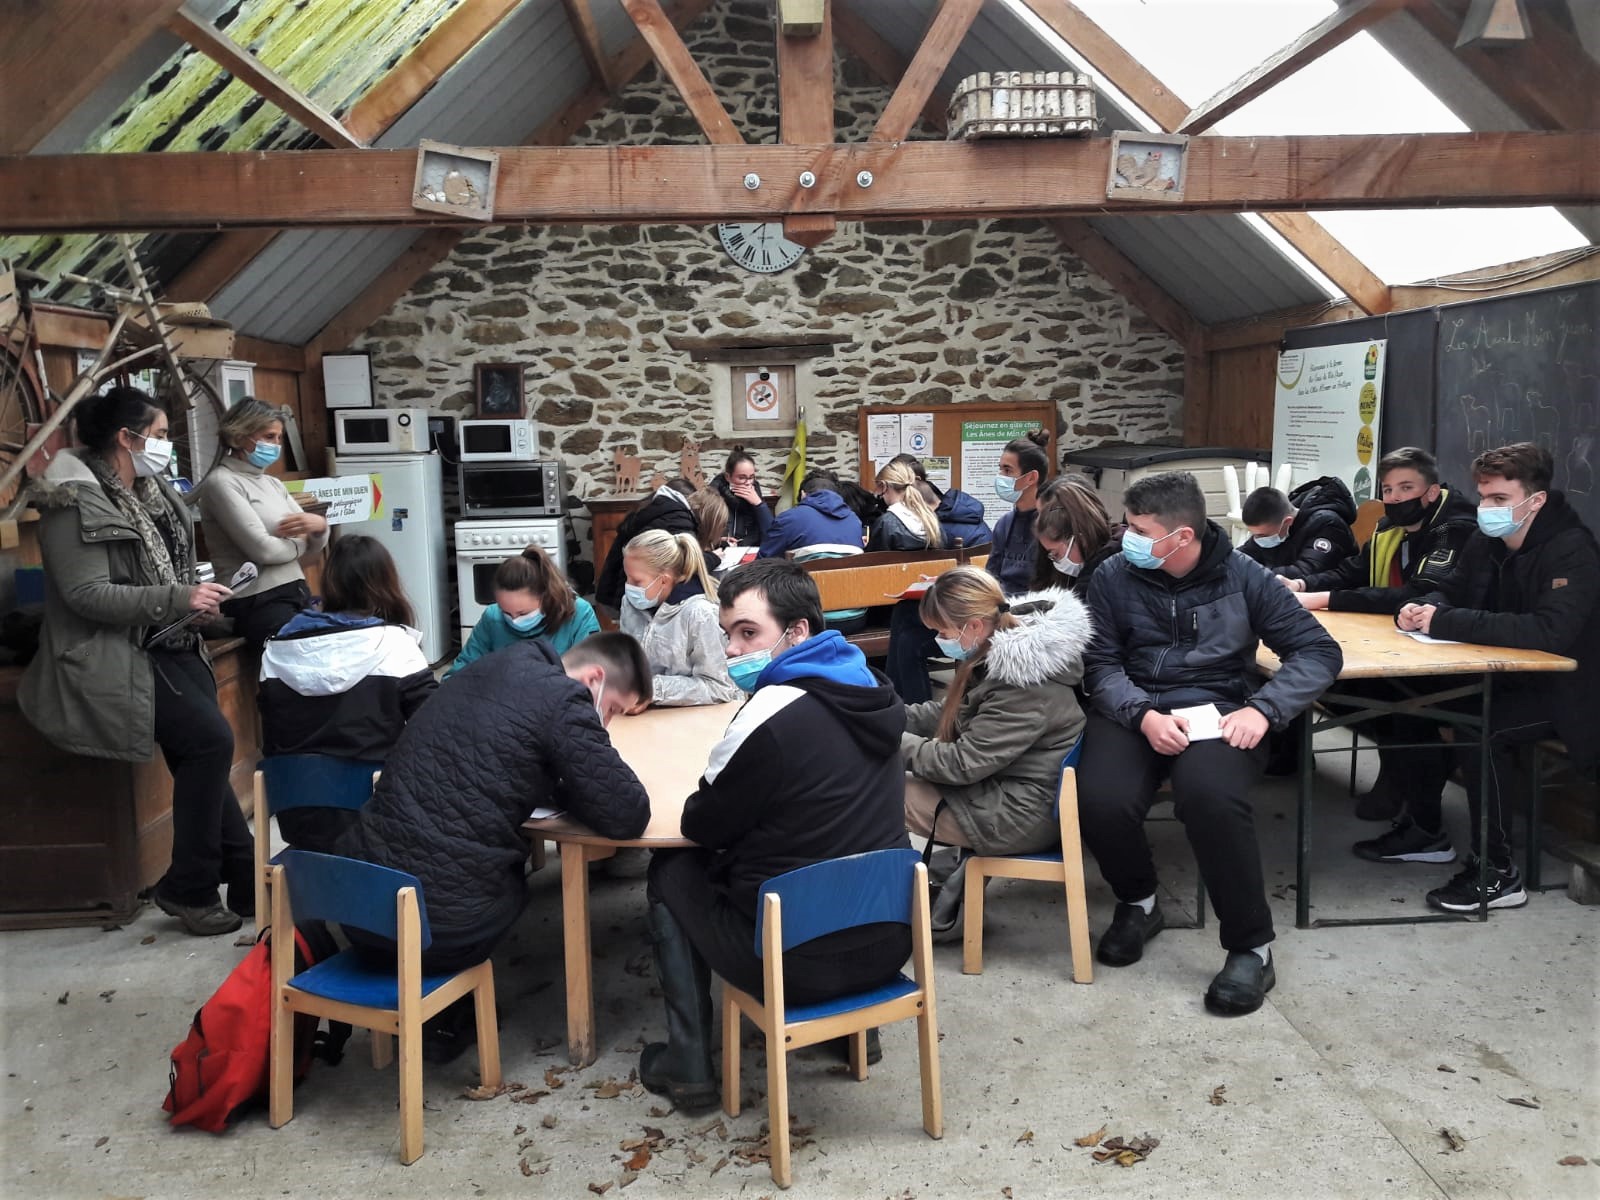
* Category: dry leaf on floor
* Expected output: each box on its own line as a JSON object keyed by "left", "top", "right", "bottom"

{"left": 587, "top": 1182, "right": 613, "bottom": 1195}
{"left": 623, "top": 1148, "right": 651, "bottom": 1171}
{"left": 1002, "top": 1189, "right": 1013, "bottom": 1199}
{"left": 1209, "top": 1085, "right": 1228, "bottom": 1106}
{"left": 620, "top": 1170, "right": 639, "bottom": 1188}
{"left": 99, "top": 990, "right": 116, "bottom": 1002}
{"left": 94, "top": 1137, "right": 108, "bottom": 1148}
{"left": 542, "top": 1114, "right": 558, "bottom": 1129}
{"left": 518, "top": 1138, "right": 534, "bottom": 1153}
{"left": 513, "top": 1124, "right": 526, "bottom": 1136}
{"left": 1441, "top": 1128, "right": 1467, "bottom": 1152}
{"left": 462, "top": 1083, "right": 508, "bottom": 1101}
{"left": 692, "top": 1117, "right": 727, "bottom": 1138}
{"left": 545, "top": 1068, "right": 567, "bottom": 1089}
{"left": 56, "top": 992, "right": 68, "bottom": 1005}
{"left": 649, "top": 1105, "right": 671, "bottom": 1118}
{"left": 1015, "top": 1130, "right": 1034, "bottom": 1146}
{"left": 1437, "top": 1065, "right": 1456, "bottom": 1073}
{"left": 711, "top": 1156, "right": 730, "bottom": 1175}
{"left": 140, "top": 935, "right": 156, "bottom": 945}
{"left": 1556, "top": 1156, "right": 1588, "bottom": 1166}
{"left": 591, "top": 1079, "right": 624, "bottom": 1099}
{"left": 1074, "top": 1125, "right": 1107, "bottom": 1147}
{"left": 513, "top": 1089, "right": 551, "bottom": 1105}
{"left": 1503, "top": 1097, "right": 1540, "bottom": 1109}
{"left": 519, "top": 1158, "right": 534, "bottom": 1177}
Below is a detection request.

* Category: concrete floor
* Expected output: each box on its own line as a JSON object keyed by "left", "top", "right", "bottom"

{"left": 4, "top": 743, "right": 1598, "bottom": 1200}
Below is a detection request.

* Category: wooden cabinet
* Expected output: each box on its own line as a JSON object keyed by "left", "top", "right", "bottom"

{"left": 586, "top": 494, "right": 648, "bottom": 580}
{"left": 0, "top": 637, "right": 261, "bottom": 929}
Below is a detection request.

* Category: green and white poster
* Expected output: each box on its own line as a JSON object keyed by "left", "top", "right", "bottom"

{"left": 961, "top": 419, "right": 1039, "bottom": 526}
{"left": 1272, "top": 340, "right": 1385, "bottom": 503}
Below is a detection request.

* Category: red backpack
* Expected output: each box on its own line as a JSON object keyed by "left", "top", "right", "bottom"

{"left": 164, "top": 926, "right": 346, "bottom": 1132}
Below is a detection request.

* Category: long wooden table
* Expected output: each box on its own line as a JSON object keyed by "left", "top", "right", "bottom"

{"left": 1256, "top": 611, "right": 1575, "bottom": 928}
{"left": 524, "top": 701, "right": 740, "bottom": 1066}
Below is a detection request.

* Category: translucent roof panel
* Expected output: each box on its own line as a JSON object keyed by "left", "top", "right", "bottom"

{"left": 1062, "top": 0, "right": 1589, "bottom": 284}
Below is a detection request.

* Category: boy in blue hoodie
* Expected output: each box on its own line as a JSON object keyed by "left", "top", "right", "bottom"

{"left": 640, "top": 559, "right": 912, "bottom": 1110}
{"left": 757, "top": 472, "right": 865, "bottom": 558}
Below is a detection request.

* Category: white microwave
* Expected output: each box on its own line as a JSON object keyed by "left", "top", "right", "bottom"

{"left": 459, "top": 417, "right": 537, "bottom": 462}
{"left": 333, "top": 407, "right": 429, "bottom": 455}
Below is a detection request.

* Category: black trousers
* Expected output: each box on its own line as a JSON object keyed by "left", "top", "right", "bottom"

{"left": 1077, "top": 712, "right": 1273, "bottom": 952}
{"left": 347, "top": 917, "right": 515, "bottom": 976}
{"left": 1397, "top": 685, "right": 1556, "bottom": 867}
{"left": 222, "top": 579, "right": 310, "bottom": 649}
{"left": 885, "top": 599, "right": 938, "bottom": 704}
{"left": 648, "top": 848, "right": 911, "bottom": 1005}
{"left": 149, "top": 646, "right": 253, "bottom": 906}
{"left": 1331, "top": 677, "right": 1453, "bottom": 800}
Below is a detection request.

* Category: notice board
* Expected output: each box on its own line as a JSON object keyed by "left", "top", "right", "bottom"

{"left": 856, "top": 401, "right": 1057, "bottom": 503}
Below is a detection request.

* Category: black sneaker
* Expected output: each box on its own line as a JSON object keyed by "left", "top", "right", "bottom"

{"left": 1095, "top": 901, "right": 1164, "bottom": 967}
{"left": 1353, "top": 819, "right": 1456, "bottom": 864}
{"left": 153, "top": 890, "right": 244, "bottom": 937}
{"left": 1426, "top": 860, "right": 1528, "bottom": 913}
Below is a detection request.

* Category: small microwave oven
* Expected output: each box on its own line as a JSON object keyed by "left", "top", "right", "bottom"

{"left": 459, "top": 417, "right": 538, "bottom": 462}
{"left": 459, "top": 460, "right": 564, "bottom": 517}
{"left": 333, "top": 407, "right": 429, "bottom": 455}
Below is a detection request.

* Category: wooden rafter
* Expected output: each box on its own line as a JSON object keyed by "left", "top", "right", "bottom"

{"left": 7, "top": 132, "right": 1591, "bottom": 234}
{"left": 166, "top": 5, "right": 364, "bottom": 149}
{"left": 871, "top": 0, "right": 984, "bottom": 143}
{"left": 165, "top": 0, "right": 526, "bottom": 303}
{"left": 622, "top": 0, "right": 742, "bottom": 144}
{"left": 560, "top": 0, "right": 615, "bottom": 92}
{"left": 0, "top": 0, "right": 188, "bottom": 155}
{"left": 1018, "top": 0, "right": 1394, "bottom": 315}
{"left": 778, "top": 0, "right": 837, "bottom": 247}
{"left": 834, "top": 3, "right": 948, "bottom": 134}
{"left": 1178, "top": 0, "right": 1414, "bottom": 134}
{"left": 1403, "top": 0, "right": 1600, "bottom": 131}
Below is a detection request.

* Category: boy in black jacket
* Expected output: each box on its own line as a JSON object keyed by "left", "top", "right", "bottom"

{"left": 642, "top": 559, "right": 911, "bottom": 1110}
{"left": 1079, "top": 472, "right": 1341, "bottom": 1016}
{"left": 1394, "top": 443, "right": 1599, "bottom": 912}
{"left": 1239, "top": 476, "right": 1358, "bottom": 581}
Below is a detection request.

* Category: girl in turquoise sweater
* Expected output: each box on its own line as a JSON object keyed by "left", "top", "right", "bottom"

{"left": 445, "top": 545, "right": 599, "bottom": 679}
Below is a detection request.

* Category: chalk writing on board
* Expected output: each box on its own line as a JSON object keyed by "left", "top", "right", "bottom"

{"left": 1441, "top": 291, "right": 1593, "bottom": 367}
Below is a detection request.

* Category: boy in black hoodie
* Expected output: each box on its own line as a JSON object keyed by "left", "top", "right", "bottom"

{"left": 1394, "top": 443, "right": 1599, "bottom": 912}
{"left": 641, "top": 559, "right": 911, "bottom": 1110}
{"left": 1239, "top": 476, "right": 1358, "bottom": 581}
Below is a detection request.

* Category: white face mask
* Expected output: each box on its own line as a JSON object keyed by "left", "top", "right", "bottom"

{"left": 131, "top": 433, "right": 173, "bottom": 479}
{"left": 1050, "top": 535, "right": 1081, "bottom": 577}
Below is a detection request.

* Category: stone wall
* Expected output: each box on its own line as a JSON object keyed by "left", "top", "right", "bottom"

{"left": 353, "top": 0, "right": 1184, "bottom": 563}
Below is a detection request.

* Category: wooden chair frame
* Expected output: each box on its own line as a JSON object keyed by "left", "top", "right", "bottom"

{"left": 266, "top": 862, "right": 501, "bottom": 1165}
{"left": 252, "top": 760, "right": 380, "bottom": 927}
{"left": 720, "top": 860, "right": 942, "bottom": 1189}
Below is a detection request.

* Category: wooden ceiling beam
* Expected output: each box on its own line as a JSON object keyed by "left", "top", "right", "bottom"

{"left": 166, "top": 5, "right": 364, "bottom": 149}
{"left": 778, "top": 0, "right": 837, "bottom": 247}
{"left": 871, "top": 0, "right": 984, "bottom": 143}
{"left": 1178, "top": 0, "right": 1414, "bottom": 134}
{"left": 621, "top": 0, "right": 743, "bottom": 144}
{"left": 560, "top": 0, "right": 615, "bottom": 92}
{"left": 1018, "top": 0, "right": 1394, "bottom": 315}
{"left": 0, "top": 0, "right": 187, "bottom": 155}
{"left": 12, "top": 133, "right": 1591, "bottom": 233}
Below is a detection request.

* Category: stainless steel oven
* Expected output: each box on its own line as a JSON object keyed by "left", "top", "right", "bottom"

{"left": 458, "top": 460, "right": 564, "bottom": 518}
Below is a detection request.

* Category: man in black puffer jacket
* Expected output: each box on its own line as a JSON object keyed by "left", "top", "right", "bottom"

{"left": 1391, "top": 443, "right": 1599, "bottom": 914}
{"left": 1239, "top": 475, "right": 1358, "bottom": 581}
{"left": 1079, "top": 472, "right": 1341, "bottom": 1016}
{"left": 338, "top": 633, "right": 652, "bottom": 974}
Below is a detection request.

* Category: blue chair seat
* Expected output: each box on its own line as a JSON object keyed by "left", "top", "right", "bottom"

{"left": 785, "top": 973, "right": 917, "bottom": 1024}
{"left": 1008, "top": 849, "right": 1064, "bottom": 863}
{"left": 288, "top": 948, "right": 460, "bottom": 1008}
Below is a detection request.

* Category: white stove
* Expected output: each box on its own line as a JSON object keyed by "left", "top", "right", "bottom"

{"left": 454, "top": 516, "right": 566, "bottom": 643}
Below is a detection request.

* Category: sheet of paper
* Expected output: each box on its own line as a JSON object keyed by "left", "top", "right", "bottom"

{"left": 921, "top": 455, "right": 952, "bottom": 492}
{"left": 1171, "top": 703, "right": 1224, "bottom": 741}
{"left": 527, "top": 806, "right": 564, "bottom": 820}
{"left": 867, "top": 413, "right": 901, "bottom": 460}
{"left": 899, "top": 412, "right": 934, "bottom": 457}
{"left": 1402, "top": 629, "right": 1462, "bottom": 645}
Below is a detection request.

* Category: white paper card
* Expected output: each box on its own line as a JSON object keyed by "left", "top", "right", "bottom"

{"left": 1171, "top": 703, "right": 1224, "bottom": 741}
{"left": 867, "top": 413, "right": 901, "bottom": 459}
{"left": 1402, "top": 630, "right": 1462, "bottom": 645}
{"left": 527, "top": 806, "right": 564, "bottom": 820}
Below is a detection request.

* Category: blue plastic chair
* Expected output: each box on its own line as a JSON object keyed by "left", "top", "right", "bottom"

{"left": 721, "top": 848, "right": 941, "bottom": 1189}
{"left": 961, "top": 741, "right": 1094, "bottom": 982}
{"left": 252, "top": 755, "right": 382, "bottom": 926}
{"left": 267, "top": 850, "right": 501, "bottom": 1165}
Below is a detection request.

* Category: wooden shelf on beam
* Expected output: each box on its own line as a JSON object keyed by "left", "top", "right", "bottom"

{"left": 664, "top": 332, "right": 856, "bottom": 363}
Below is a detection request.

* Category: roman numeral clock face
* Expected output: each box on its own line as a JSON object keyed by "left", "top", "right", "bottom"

{"left": 717, "top": 222, "right": 806, "bottom": 274}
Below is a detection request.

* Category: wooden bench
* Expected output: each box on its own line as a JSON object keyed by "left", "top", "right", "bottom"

{"left": 796, "top": 546, "right": 989, "bottom": 659}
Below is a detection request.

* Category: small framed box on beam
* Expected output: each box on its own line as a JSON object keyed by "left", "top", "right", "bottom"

{"left": 412, "top": 139, "right": 499, "bottom": 222}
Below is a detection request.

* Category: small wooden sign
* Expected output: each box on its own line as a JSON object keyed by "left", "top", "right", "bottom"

{"left": 1106, "top": 131, "right": 1189, "bottom": 203}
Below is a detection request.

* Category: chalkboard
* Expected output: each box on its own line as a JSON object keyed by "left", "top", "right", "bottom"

{"left": 1435, "top": 282, "right": 1599, "bottom": 529}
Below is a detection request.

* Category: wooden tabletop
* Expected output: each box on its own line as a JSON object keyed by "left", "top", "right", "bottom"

{"left": 523, "top": 701, "right": 741, "bottom": 847}
{"left": 1256, "top": 611, "right": 1577, "bottom": 679}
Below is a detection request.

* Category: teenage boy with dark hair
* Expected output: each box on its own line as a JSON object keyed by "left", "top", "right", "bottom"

{"left": 641, "top": 559, "right": 911, "bottom": 1109}
{"left": 1393, "top": 443, "right": 1599, "bottom": 911}
{"left": 1239, "top": 476, "right": 1358, "bottom": 581}
{"left": 1078, "top": 472, "right": 1341, "bottom": 1016}
{"left": 1285, "top": 447, "right": 1479, "bottom": 821}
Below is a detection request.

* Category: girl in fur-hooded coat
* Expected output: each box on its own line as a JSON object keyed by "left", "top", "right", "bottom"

{"left": 903, "top": 573, "right": 1093, "bottom": 856}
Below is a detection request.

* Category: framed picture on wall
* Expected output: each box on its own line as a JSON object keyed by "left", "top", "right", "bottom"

{"left": 474, "top": 363, "right": 526, "bottom": 418}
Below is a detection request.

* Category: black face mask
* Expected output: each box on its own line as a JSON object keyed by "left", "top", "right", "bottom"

{"left": 1383, "top": 495, "right": 1430, "bottom": 526}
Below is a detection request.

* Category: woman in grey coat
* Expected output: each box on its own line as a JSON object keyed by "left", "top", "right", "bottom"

{"left": 901, "top": 567, "right": 1093, "bottom": 935}
{"left": 21, "top": 387, "right": 252, "bottom": 936}
{"left": 618, "top": 529, "right": 739, "bottom": 707}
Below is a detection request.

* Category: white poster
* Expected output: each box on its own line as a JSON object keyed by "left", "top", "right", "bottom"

{"left": 961, "top": 419, "right": 1039, "bottom": 527}
{"left": 284, "top": 473, "right": 384, "bottom": 524}
{"left": 1272, "top": 340, "right": 1386, "bottom": 503}
{"left": 899, "top": 412, "right": 934, "bottom": 458}
{"left": 921, "top": 455, "right": 953, "bottom": 493}
{"left": 743, "top": 369, "right": 781, "bottom": 421}
{"left": 867, "top": 412, "right": 901, "bottom": 461}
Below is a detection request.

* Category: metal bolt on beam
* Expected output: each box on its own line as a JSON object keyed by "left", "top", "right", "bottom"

{"left": 856, "top": 171, "right": 874, "bottom": 188}
{"left": 743, "top": 173, "right": 761, "bottom": 190}
{"left": 798, "top": 170, "right": 816, "bottom": 188}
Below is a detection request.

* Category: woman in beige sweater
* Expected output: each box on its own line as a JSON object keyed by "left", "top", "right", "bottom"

{"left": 197, "top": 398, "right": 328, "bottom": 647}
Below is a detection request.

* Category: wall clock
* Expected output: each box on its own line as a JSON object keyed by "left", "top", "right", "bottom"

{"left": 717, "top": 222, "right": 806, "bottom": 274}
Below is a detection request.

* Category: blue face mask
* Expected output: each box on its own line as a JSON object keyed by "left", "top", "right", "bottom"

{"left": 1477, "top": 493, "right": 1540, "bottom": 539}
{"left": 247, "top": 441, "right": 281, "bottom": 469}
{"left": 994, "top": 475, "right": 1019, "bottom": 504}
{"left": 624, "top": 582, "right": 657, "bottom": 610}
{"left": 726, "top": 627, "right": 791, "bottom": 693}
{"left": 1252, "top": 531, "right": 1286, "bottom": 549}
{"left": 934, "top": 631, "right": 975, "bottom": 661}
{"left": 504, "top": 608, "right": 544, "bottom": 634}
{"left": 1121, "top": 527, "right": 1181, "bottom": 570}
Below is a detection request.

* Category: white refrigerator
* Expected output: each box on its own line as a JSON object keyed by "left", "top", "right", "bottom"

{"left": 332, "top": 451, "right": 450, "bottom": 664}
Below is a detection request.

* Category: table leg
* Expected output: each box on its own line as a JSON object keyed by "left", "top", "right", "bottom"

{"left": 1476, "top": 674, "right": 1493, "bottom": 923}
{"left": 1296, "top": 700, "right": 1314, "bottom": 930}
{"left": 559, "top": 842, "right": 597, "bottom": 1067}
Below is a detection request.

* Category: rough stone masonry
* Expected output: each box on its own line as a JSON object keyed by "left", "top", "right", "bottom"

{"left": 354, "top": 0, "right": 1184, "bottom": 561}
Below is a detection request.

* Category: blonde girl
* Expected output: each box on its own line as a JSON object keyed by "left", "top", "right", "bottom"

{"left": 869, "top": 460, "right": 945, "bottom": 551}
{"left": 620, "top": 529, "right": 739, "bottom": 706}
